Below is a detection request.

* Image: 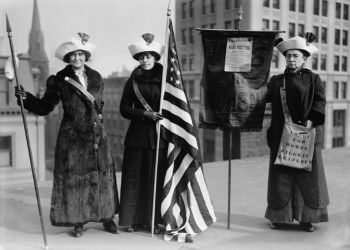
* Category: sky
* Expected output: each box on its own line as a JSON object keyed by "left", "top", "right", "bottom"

{"left": 0, "top": 0, "right": 176, "bottom": 77}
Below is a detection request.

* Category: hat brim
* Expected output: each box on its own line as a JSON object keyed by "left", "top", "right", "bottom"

{"left": 55, "top": 38, "right": 96, "bottom": 62}
{"left": 277, "top": 37, "right": 318, "bottom": 56}
{"left": 128, "top": 41, "right": 162, "bottom": 61}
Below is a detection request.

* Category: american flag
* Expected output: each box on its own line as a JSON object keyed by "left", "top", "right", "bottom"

{"left": 159, "top": 18, "right": 216, "bottom": 242}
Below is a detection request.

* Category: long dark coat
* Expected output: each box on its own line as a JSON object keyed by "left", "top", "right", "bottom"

{"left": 265, "top": 68, "right": 329, "bottom": 216}
{"left": 22, "top": 65, "right": 119, "bottom": 226}
{"left": 118, "top": 63, "right": 167, "bottom": 228}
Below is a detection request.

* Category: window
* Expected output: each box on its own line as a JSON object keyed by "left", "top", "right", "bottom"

{"left": 312, "top": 54, "right": 319, "bottom": 70}
{"left": 181, "top": 55, "right": 187, "bottom": 71}
{"left": 234, "top": 0, "right": 241, "bottom": 7}
{"left": 225, "top": 0, "right": 232, "bottom": 9}
{"left": 333, "top": 81, "right": 339, "bottom": 99}
{"left": 263, "top": 19, "right": 270, "bottom": 30}
{"left": 341, "top": 82, "right": 347, "bottom": 99}
{"left": 272, "top": 20, "right": 280, "bottom": 31}
{"left": 0, "top": 77, "right": 10, "bottom": 105}
{"left": 313, "top": 26, "right": 319, "bottom": 42}
{"left": 342, "top": 56, "right": 347, "bottom": 71}
{"left": 321, "top": 54, "right": 327, "bottom": 70}
{"left": 210, "top": 23, "right": 216, "bottom": 28}
{"left": 203, "top": 129, "right": 216, "bottom": 162}
{"left": 344, "top": 4, "right": 349, "bottom": 20}
{"left": 298, "top": 24, "right": 305, "bottom": 37}
{"left": 343, "top": 30, "right": 348, "bottom": 46}
{"left": 189, "top": 0, "right": 194, "bottom": 17}
{"left": 272, "top": 0, "right": 279, "bottom": 9}
{"left": 225, "top": 20, "right": 232, "bottom": 29}
{"left": 210, "top": 0, "right": 216, "bottom": 13}
{"left": 336, "top": 2, "right": 341, "bottom": 18}
{"left": 182, "top": 2, "right": 187, "bottom": 19}
{"left": 335, "top": 29, "right": 341, "bottom": 45}
{"left": 289, "top": 23, "right": 296, "bottom": 37}
{"left": 322, "top": 0, "right": 328, "bottom": 16}
{"left": 299, "top": 0, "right": 305, "bottom": 13}
{"left": 187, "top": 80, "right": 195, "bottom": 98}
{"left": 234, "top": 19, "right": 240, "bottom": 29}
{"left": 189, "top": 54, "right": 195, "bottom": 71}
{"left": 271, "top": 50, "right": 279, "bottom": 68}
{"left": 314, "top": 0, "right": 320, "bottom": 15}
{"left": 202, "top": 0, "right": 207, "bottom": 14}
{"left": 263, "top": 0, "right": 270, "bottom": 7}
{"left": 321, "top": 27, "right": 327, "bottom": 43}
{"left": 290, "top": 0, "right": 296, "bottom": 11}
{"left": 189, "top": 27, "right": 194, "bottom": 44}
{"left": 202, "top": 24, "right": 208, "bottom": 29}
{"left": 182, "top": 29, "right": 187, "bottom": 45}
{"left": 334, "top": 55, "right": 340, "bottom": 71}
{"left": 333, "top": 110, "right": 346, "bottom": 147}
{"left": 0, "top": 136, "right": 12, "bottom": 167}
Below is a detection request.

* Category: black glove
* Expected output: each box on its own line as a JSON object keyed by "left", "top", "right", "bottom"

{"left": 15, "top": 85, "right": 27, "bottom": 100}
{"left": 143, "top": 111, "right": 163, "bottom": 122}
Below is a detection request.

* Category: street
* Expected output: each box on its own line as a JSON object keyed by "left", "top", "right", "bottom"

{"left": 0, "top": 147, "right": 349, "bottom": 250}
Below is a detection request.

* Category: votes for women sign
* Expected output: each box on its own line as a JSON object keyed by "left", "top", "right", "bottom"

{"left": 198, "top": 30, "right": 280, "bottom": 131}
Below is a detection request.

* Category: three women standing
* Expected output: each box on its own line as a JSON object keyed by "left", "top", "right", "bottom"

{"left": 15, "top": 33, "right": 119, "bottom": 237}
{"left": 265, "top": 34, "right": 329, "bottom": 232}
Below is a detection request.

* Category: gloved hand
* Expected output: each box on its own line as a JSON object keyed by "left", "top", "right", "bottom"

{"left": 15, "top": 85, "right": 27, "bottom": 100}
{"left": 143, "top": 111, "right": 163, "bottom": 122}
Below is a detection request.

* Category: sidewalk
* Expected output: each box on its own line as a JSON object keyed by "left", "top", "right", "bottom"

{"left": 0, "top": 147, "right": 349, "bottom": 250}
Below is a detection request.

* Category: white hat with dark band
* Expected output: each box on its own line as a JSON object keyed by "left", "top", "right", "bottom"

{"left": 55, "top": 33, "right": 96, "bottom": 62}
{"left": 128, "top": 33, "right": 162, "bottom": 61}
{"left": 276, "top": 33, "right": 318, "bottom": 57}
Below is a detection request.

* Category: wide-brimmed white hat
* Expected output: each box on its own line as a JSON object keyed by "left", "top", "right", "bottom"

{"left": 55, "top": 33, "right": 96, "bottom": 62}
{"left": 276, "top": 35, "right": 318, "bottom": 56}
{"left": 128, "top": 33, "right": 163, "bottom": 61}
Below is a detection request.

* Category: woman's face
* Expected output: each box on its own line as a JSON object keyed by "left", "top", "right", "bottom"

{"left": 69, "top": 50, "right": 86, "bottom": 70}
{"left": 285, "top": 49, "right": 307, "bottom": 70}
{"left": 138, "top": 52, "right": 155, "bottom": 70}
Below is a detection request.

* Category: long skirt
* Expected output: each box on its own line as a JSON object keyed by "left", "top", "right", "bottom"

{"left": 118, "top": 147, "right": 167, "bottom": 229}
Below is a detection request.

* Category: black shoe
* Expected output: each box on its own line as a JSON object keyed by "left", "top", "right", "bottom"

{"left": 269, "top": 223, "right": 283, "bottom": 230}
{"left": 185, "top": 235, "right": 193, "bottom": 243}
{"left": 103, "top": 220, "right": 119, "bottom": 234}
{"left": 72, "top": 225, "right": 83, "bottom": 238}
{"left": 299, "top": 222, "right": 314, "bottom": 232}
{"left": 127, "top": 225, "right": 138, "bottom": 233}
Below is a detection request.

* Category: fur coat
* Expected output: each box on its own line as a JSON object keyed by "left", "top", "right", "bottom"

{"left": 22, "top": 65, "right": 119, "bottom": 226}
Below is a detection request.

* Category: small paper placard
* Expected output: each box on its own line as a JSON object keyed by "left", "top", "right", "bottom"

{"left": 224, "top": 37, "right": 253, "bottom": 72}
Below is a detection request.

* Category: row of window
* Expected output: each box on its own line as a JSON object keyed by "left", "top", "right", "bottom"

{"left": 181, "top": 54, "right": 195, "bottom": 71}
{"left": 333, "top": 81, "right": 347, "bottom": 100}
{"left": 181, "top": 0, "right": 242, "bottom": 19}
{"left": 312, "top": 55, "right": 348, "bottom": 72}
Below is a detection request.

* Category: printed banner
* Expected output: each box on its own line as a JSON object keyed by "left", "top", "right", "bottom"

{"left": 199, "top": 30, "right": 279, "bottom": 131}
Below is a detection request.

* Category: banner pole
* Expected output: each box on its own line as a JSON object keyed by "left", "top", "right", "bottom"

{"left": 227, "top": 130, "right": 232, "bottom": 229}
{"left": 151, "top": 0, "right": 172, "bottom": 238}
{"left": 6, "top": 14, "right": 48, "bottom": 250}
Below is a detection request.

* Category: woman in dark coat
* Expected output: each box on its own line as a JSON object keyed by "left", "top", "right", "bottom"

{"left": 265, "top": 33, "right": 329, "bottom": 232}
{"left": 15, "top": 33, "right": 119, "bottom": 237}
{"left": 118, "top": 33, "right": 166, "bottom": 233}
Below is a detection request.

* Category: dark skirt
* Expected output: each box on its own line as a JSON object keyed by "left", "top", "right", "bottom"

{"left": 118, "top": 147, "right": 167, "bottom": 229}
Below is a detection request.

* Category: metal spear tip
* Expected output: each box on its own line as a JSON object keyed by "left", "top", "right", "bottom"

{"left": 6, "top": 14, "right": 12, "bottom": 33}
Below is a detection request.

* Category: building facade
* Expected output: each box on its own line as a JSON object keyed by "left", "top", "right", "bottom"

{"left": 103, "top": 77, "right": 129, "bottom": 172}
{"left": 175, "top": 0, "right": 350, "bottom": 161}
{"left": 0, "top": 55, "right": 46, "bottom": 184}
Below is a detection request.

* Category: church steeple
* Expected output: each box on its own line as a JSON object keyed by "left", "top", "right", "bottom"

{"left": 28, "top": 0, "right": 49, "bottom": 90}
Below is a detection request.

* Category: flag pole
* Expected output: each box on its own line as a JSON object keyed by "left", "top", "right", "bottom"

{"left": 6, "top": 14, "right": 48, "bottom": 250}
{"left": 227, "top": 130, "right": 232, "bottom": 229}
{"left": 151, "top": 0, "right": 172, "bottom": 238}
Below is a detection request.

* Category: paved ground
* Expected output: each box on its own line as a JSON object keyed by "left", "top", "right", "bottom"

{"left": 0, "top": 147, "right": 349, "bottom": 250}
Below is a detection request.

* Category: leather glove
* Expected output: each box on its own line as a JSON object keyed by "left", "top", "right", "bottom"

{"left": 143, "top": 111, "right": 163, "bottom": 122}
{"left": 15, "top": 85, "right": 27, "bottom": 100}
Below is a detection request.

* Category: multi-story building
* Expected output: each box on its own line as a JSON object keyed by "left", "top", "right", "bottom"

{"left": 176, "top": 0, "right": 350, "bottom": 161}
{"left": 103, "top": 77, "right": 129, "bottom": 171}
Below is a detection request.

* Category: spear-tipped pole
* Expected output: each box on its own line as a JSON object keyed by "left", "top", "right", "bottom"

{"left": 6, "top": 14, "right": 48, "bottom": 250}
{"left": 237, "top": 2, "right": 243, "bottom": 30}
{"left": 151, "top": 0, "right": 172, "bottom": 238}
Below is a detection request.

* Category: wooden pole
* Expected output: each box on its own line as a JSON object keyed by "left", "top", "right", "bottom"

{"left": 151, "top": 0, "right": 172, "bottom": 237}
{"left": 6, "top": 14, "right": 48, "bottom": 250}
{"left": 227, "top": 130, "right": 232, "bottom": 229}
